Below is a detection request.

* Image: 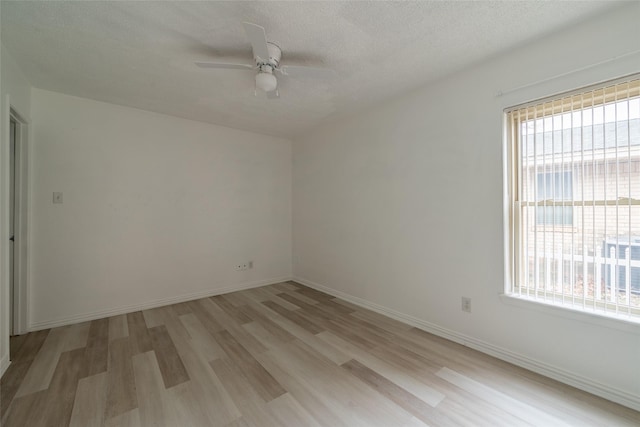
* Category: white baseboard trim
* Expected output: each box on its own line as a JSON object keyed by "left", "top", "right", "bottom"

{"left": 0, "top": 353, "right": 10, "bottom": 378}
{"left": 28, "top": 276, "right": 292, "bottom": 332}
{"left": 293, "top": 276, "right": 640, "bottom": 412}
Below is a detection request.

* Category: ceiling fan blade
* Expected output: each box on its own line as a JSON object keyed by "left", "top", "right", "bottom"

{"left": 278, "top": 65, "right": 335, "bottom": 79}
{"left": 242, "top": 22, "right": 270, "bottom": 62}
{"left": 266, "top": 89, "right": 279, "bottom": 99}
{"left": 195, "top": 62, "right": 255, "bottom": 70}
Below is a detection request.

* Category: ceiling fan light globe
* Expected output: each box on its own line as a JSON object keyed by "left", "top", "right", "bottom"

{"left": 255, "top": 72, "right": 277, "bottom": 92}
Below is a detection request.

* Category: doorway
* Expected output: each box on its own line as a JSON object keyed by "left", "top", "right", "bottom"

{"left": 9, "top": 115, "right": 17, "bottom": 336}
{"left": 8, "top": 108, "right": 28, "bottom": 339}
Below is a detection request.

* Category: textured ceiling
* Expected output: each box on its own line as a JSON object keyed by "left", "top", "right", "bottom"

{"left": 1, "top": 1, "right": 622, "bottom": 138}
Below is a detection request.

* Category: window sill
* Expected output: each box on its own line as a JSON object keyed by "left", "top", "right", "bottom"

{"left": 499, "top": 293, "right": 640, "bottom": 334}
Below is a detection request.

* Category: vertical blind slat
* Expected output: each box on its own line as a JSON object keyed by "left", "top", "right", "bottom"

{"left": 627, "top": 82, "right": 633, "bottom": 316}
{"left": 614, "top": 85, "right": 620, "bottom": 315}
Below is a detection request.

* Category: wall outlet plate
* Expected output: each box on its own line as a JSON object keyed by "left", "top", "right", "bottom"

{"left": 236, "top": 261, "right": 253, "bottom": 271}
{"left": 462, "top": 297, "right": 471, "bottom": 313}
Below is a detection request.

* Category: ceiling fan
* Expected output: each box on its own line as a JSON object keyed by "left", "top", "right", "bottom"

{"left": 195, "top": 22, "right": 334, "bottom": 99}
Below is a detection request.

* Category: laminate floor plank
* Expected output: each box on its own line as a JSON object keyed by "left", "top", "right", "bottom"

{"left": 243, "top": 321, "right": 289, "bottom": 351}
{"left": 242, "top": 299, "right": 351, "bottom": 365}
{"left": 10, "top": 329, "right": 50, "bottom": 361}
{"left": 294, "top": 286, "right": 335, "bottom": 303}
{"left": 104, "top": 337, "right": 138, "bottom": 421}
{"left": 171, "top": 301, "right": 193, "bottom": 315}
{"left": 108, "top": 314, "right": 129, "bottom": 341}
{"left": 132, "top": 351, "right": 176, "bottom": 427}
{"left": 238, "top": 304, "right": 296, "bottom": 343}
{"left": 254, "top": 349, "right": 354, "bottom": 427}
{"left": 15, "top": 326, "right": 75, "bottom": 397}
{"left": 277, "top": 288, "right": 321, "bottom": 306}
{"left": 2, "top": 284, "right": 637, "bottom": 427}
{"left": 317, "top": 330, "right": 445, "bottom": 407}
{"left": 213, "top": 329, "right": 286, "bottom": 402}
{"left": 69, "top": 372, "right": 107, "bottom": 427}
{"left": 153, "top": 305, "right": 194, "bottom": 344}
{"left": 210, "top": 358, "right": 283, "bottom": 427}
{"left": 164, "top": 381, "right": 215, "bottom": 427}
{"left": 84, "top": 318, "right": 109, "bottom": 377}
{"left": 270, "top": 281, "right": 301, "bottom": 292}
{"left": 433, "top": 394, "right": 531, "bottom": 427}
{"left": 178, "top": 312, "right": 226, "bottom": 360}
{"left": 390, "top": 329, "right": 625, "bottom": 426}
{"left": 218, "top": 290, "right": 251, "bottom": 307}
{"left": 262, "top": 300, "right": 324, "bottom": 334}
{"left": 349, "top": 307, "right": 414, "bottom": 333}
{"left": 104, "top": 408, "right": 141, "bottom": 427}
{"left": 186, "top": 298, "right": 225, "bottom": 333}
{"left": 0, "top": 360, "right": 31, "bottom": 420}
{"left": 247, "top": 288, "right": 302, "bottom": 311}
{"left": 317, "top": 298, "right": 357, "bottom": 315}
{"left": 2, "top": 390, "right": 48, "bottom": 427}
{"left": 402, "top": 416, "right": 432, "bottom": 427}
{"left": 244, "top": 287, "right": 280, "bottom": 303}
{"left": 263, "top": 340, "right": 415, "bottom": 427}
{"left": 63, "top": 321, "right": 92, "bottom": 351}
{"left": 349, "top": 334, "right": 527, "bottom": 427}
{"left": 444, "top": 357, "right": 624, "bottom": 426}
{"left": 319, "top": 317, "right": 380, "bottom": 351}
{"left": 276, "top": 292, "right": 321, "bottom": 311}
{"left": 266, "top": 392, "right": 323, "bottom": 427}
{"left": 141, "top": 307, "right": 167, "bottom": 328}
{"left": 148, "top": 325, "right": 190, "bottom": 389}
{"left": 200, "top": 297, "right": 268, "bottom": 355}
{"left": 126, "top": 312, "right": 153, "bottom": 355}
{"left": 342, "top": 358, "right": 459, "bottom": 427}
{"left": 9, "top": 334, "right": 29, "bottom": 360}
{"left": 35, "top": 347, "right": 87, "bottom": 427}
{"left": 211, "top": 295, "right": 253, "bottom": 325}
{"left": 176, "top": 339, "right": 241, "bottom": 425}
{"left": 435, "top": 345, "right": 640, "bottom": 426}
{"left": 436, "top": 366, "right": 573, "bottom": 427}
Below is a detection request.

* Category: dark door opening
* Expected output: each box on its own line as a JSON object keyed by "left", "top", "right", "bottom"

{"left": 9, "top": 116, "right": 17, "bottom": 336}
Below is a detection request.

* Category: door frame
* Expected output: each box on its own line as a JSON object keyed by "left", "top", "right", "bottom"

{"left": 7, "top": 99, "right": 30, "bottom": 336}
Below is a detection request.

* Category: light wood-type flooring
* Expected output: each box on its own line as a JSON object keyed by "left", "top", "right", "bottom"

{"left": 1, "top": 281, "right": 638, "bottom": 426}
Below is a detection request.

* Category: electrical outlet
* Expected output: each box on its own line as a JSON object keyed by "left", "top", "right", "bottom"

{"left": 461, "top": 297, "right": 471, "bottom": 313}
{"left": 236, "top": 261, "right": 253, "bottom": 271}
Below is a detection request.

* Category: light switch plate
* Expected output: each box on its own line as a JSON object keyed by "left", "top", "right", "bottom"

{"left": 53, "top": 192, "right": 63, "bottom": 204}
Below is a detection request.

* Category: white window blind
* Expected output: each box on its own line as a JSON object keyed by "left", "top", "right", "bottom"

{"left": 507, "top": 76, "right": 640, "bottom": 320}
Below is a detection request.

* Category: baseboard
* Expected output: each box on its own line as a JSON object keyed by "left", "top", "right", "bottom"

{"left": 0, "top": 352, "right": 10, "bottom": 378}
{"left": 293, "top": 276, "right": 640, "bottom": 412}
{"left": 28, "top": 276, "right": 292, "bottom": 332}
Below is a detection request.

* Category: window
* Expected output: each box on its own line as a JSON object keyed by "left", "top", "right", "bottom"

{"left": 506, "top": 76, "right": 640, "bottom": 320}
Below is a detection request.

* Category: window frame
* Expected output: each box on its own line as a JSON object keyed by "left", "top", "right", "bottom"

{"left": 504, "top": 74, "right": 640, "bottom": 323}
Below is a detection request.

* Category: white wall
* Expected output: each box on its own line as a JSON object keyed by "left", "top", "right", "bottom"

{"left": 0, "top": 43, "right": 32, "bottom": 376}
{"left": 293, "top": 3, "right": 640, "bottom": 409}
{"left": 29, "top": 89, "right": 292, "bottom": 328}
